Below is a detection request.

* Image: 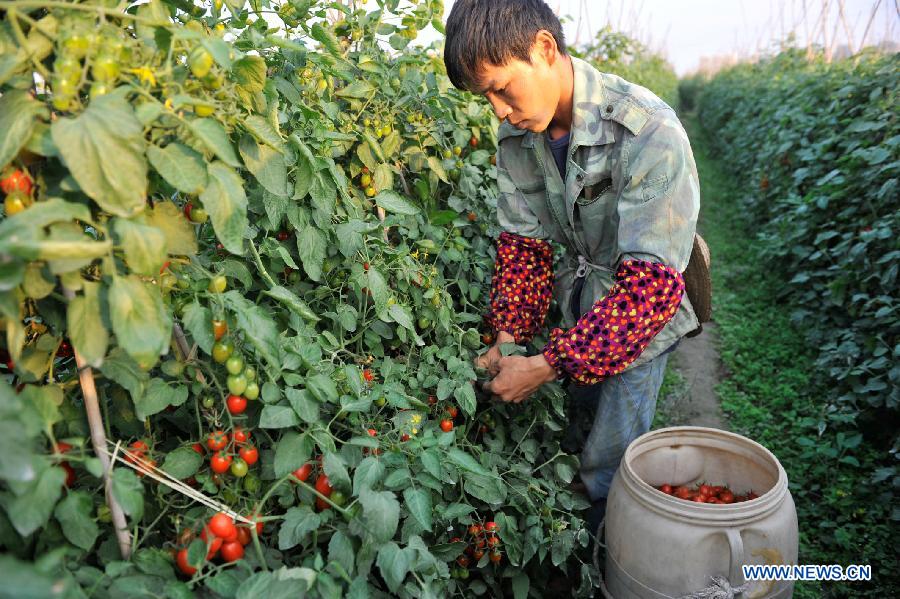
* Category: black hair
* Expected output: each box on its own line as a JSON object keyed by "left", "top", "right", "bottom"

{"left": 444, "top": 0, "right": 567, "bottom": 92}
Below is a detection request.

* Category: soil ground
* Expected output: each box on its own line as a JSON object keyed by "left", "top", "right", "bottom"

{"left": 663, "top": 322, "right": 728, "bottom": 430}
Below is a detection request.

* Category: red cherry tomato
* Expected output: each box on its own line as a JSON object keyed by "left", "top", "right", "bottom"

{"left": 0, "top": 168, "right": 33, "bottom": 196}
{"left": 232, "top": 427, "right": 250, "bottom": 444}
{"left": 200, "top": 526, "right": 224, "bottom": 559}
{"left": 487, "top": 536, "right": 500, "bottom": 547}
{"left": 208, "top": 513, "right": 236, "bottom": 539}
{"left": 292, "top": 463, "right": 312, "bottom": 482}
{"left": 206, "top": 431, "right": 228, "bottom": 451}
{"left": 658, "top": 484, "right": 673, "bottom": 495}
{"left": 219, "top": 541, "right": 244, "bottom": 562}
{"left": 446, "top": 406, "right": 459, "bottom": 419}
{"left": 719, "top": 490, "right": 735, "bottom": 504}
{"left": 176, "top": 548, "right": 197, "bottom": 576}
{"left": 236, "top": 526, "right": 252, "bottom": 546}
{"left": 210, "top": 452, "right": 232, "bottom": 474}
{"left": 484, "top": 521, "right": 499, "bottom": 533}
{"left": 489, "top": 551, "right": 502, "bottom": 563}
{"left": 191, "top": 443, "right": 205, "bottom": 455}
{"left": 468, "top": 524, "right": 482, "bottom": 536}
{"left": 363, "top": 369, "right": 374, "bottom": 383}
{"left": 238, "top": 445, "right": 258, "bottom": 466}
{"left": 440, "top": 419, "right": 454, "bottom": 432}
{"left": 61, "top": 462, "right": 76, "bottom": 487}
{"left": 226, "top": 394, "right": 247, "bottom": 415}
{"left": 698, "top": 484, "right": 713, "bottom": 497}
{"left": 131, "top": 440, "right": 149, "bottom": 453}
{"left": 456, "top": 556, "right": 470, "bottom": 567}
{"left": 55, "top": 442, "right": 73, "bottom": 454}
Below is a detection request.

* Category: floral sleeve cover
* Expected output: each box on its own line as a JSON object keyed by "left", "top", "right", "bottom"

{"left": 541, "top": 260, "right": 685, "bottom": 385}
{"left": 484, "top": 232, "right": 555, "bottom": 344}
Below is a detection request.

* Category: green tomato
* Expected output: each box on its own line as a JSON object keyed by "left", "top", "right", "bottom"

{"left": 63, "top": 33, "right": 90, "bottom": 59}
{"left": 330, "top": 490, "right": 347, "bottom": 506}
{"left": 222, "top": 489, "right": 238, "bottom": 503}
{"left": 55, "top": 56, "right": 82, "bottom": 82}
{"left": 202, "top": 396, "right": 215, "bottom": 409}
{"left": 190, "top": 207, "right": 209, "bottom": 223}
{"left": 97, "top": 505, "right": 112, "bottom": 523}
{"left": 431, "top": 294, "right": 441, "bottom": 308}
{"left": 227, "top": 373, "right": 247, "bottom": 396}
{"left": 189, "top": 46, "right": 214, "bottom": 79}
{"left": 230, "top": 458, "right": 249, "bottom": 478}
{"left": 374, "top": 396, "right": 386, "bottom": 407}
{"left": 418, "top": 317, "right": 431, "bottom": 330}
{"left": 226, "top": 355, "right": 244, "bottom": 375}
{"left": 208, "top": 275, "right": 227, "bottom": 294}
{"left": 212, "top": 340, "right": 234, "bottom": 363}
{"left": 243, "top": 367, "right": 257, "bottom": 382}
{"left": 244, "top": 382, "right": 259, "bottom": 401}
{"left": 91, "top": 54, "right": 119, "bottom": 82}
{"left": 243, "top": 474, "right": 261, "bottom": 493}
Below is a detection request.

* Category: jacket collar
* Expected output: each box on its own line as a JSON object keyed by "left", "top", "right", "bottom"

{"left": 521, "top": 56, "right": 615, "bottom": 149}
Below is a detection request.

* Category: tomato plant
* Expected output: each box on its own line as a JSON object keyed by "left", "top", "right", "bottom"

{"left": 0, "top": 0, "right": 595, "bottom": 595}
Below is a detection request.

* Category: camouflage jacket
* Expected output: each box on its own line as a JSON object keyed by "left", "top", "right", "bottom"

{"left": 495, "top": 56, "right": 700, "bottom": 369}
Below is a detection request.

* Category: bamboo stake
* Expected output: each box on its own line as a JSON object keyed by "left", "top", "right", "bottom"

{"left": 857, "top": 0, "right": 884, "bottom": 52}
{"left": 62, "top": 289, "right": 132, "bottom": 559}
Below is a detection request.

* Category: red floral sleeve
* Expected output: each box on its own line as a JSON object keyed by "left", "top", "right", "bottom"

{"left": 541, "top": 260, "right": 685, "bottom": 385}
{"left": 484, "top": 232, "right": 554, "bottom": 344}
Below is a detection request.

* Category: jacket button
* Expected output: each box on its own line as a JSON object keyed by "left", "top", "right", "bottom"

{"left": 605, "top": 105, "right": 614, "bottom": 113}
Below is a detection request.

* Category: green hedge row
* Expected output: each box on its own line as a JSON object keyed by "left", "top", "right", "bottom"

{"left": 696, "top": 51, "right": 899, "bottom": 448}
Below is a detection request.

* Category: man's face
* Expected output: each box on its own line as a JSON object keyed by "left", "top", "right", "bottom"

{"left": 475, "top": 42, "right": 560, "bottom": 133}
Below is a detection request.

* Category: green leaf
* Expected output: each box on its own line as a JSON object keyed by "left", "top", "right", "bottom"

{"left": 146, "top": 143, "right": 208, "bottom": 195}
{"left": 189, "top": 119, "right": 241, "bottom": 168}
{"left": 286, "top": 387, "right": 319, "bottom": 424}
{"left": 278, "top": 505, "right": 321, "bottom": 550}
{"left": 233, "top": 55, "right": 267, "bottom": 94}
{"left": 335, "top": 80, "right": 375, "bottom": 99}
{"left": 273, "top": 432, "right": 311, "bottom": 477}
{"left": 223, "top": 291, "right": 280, "bottom": 370}
{"left": 199, "top": 161, "right": 248, "bottom": 255}
{"left": 0, "top": 90, "right": 42, "bottom": 170}
{"left": 239, "top": 135, "right": 289, "bottom": 197}
{"left": 388, "top": 304, "right": 415, "bottom": 331}
{"left": 375, "top": 542, "right": 410, "bottom": 593}
{"left": 366, "top": 267, "right": 389, "bottom": 313}
{"left": 310, "top": 22, "right": 342, "bottom": 56}
{"left": 454, "top": 383, "right": 477, "bottom": 416}
{"left": 263, "top": 286, "right": 319, "bottom": 323}
{"left": 161, "top": 447, "right": 202, "bottom": 480}
{"left": 512, "top": 572, "right": 530, "bottom": 599}
{"left": 374, "top": 190, "right": 418, "bottom": 216}
{"left": 113, "top": 218, "right": 167, "bottom": 276}
{"left": 260, "top": 404, "right": 300, "bottom": 429}
{"left": 67, "top": 281, "right": 108, "bottom": 368}
{"left": 7, "top": 464, "right": 65, "bottom": 537}
{"left": 358, "top": 488, "right": 400, "bottom": 542}
{"left": 99, "top": 347, "right": 149, "bottom": 403}
{"left": 322, "top": 453, "right": 351, "bottom": 493}
{"left": 134, "top": 379, "right": 188, "bottom": 420}
{"left": 0, "top": 555, "right": 63, "bottom": 599}
{"left": 111, "top": 468, "right": 144, "bottom": 521}
{"left": 144, "top": 201, "right": 198, "bottom": 256}
{"left": 447, "top": 448, "right": 491, "bottom": 476}
{"left": 402, "top": 488, "right": 433, "bottom": 532}
{"left": 427, "top": 155, "right": 449, "bottom": 183}
{"left": 296, "top": 225, "right": 327, "bottom": 282}
{"left": 306, "top": 373, "right": 338, "bottom": 403}
{"left": 243, "top": 114, "right": 284, "bottom": 150}
{"left": 0, "top": 198, "right": 89, "bottom": 241}
{"left": 108, "top": 275, "right": 173, "bottom": 370}
{"left": 328, "top": 530, "right": 355, "bottom": 576}
{"left": 181, "top": 300, "right": 214, "bottom": 356}
{"left": 54, "top": 491, "right": 99, "bottom": 550}
{"left": 352, "top": 457, "right": 385, "bottom": 496}
{"left": 51, "top": 93, "right": 148, "bottom": 217}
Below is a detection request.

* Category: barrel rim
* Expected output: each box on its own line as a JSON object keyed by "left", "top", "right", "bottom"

{"left": 618, "top": 426, "right": 790, "bottom": 523}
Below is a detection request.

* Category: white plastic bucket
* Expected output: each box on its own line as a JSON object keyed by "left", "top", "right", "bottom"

{"left": 602, "top": 426, "right": 798, "bottom": 599}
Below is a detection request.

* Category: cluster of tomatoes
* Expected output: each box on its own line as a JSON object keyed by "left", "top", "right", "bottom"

{"left": 207, "top": 315, "right": 260, "bottom": 407}
{"left": 198, "top": 427, "right": 258, "bottom": 480}
{"left": 290, "top": 457, "right": 346, "bottom": 511}
{"left": 2, "top": 167, "right": 34, "bottom": 217}
{"left": 656, "top": 482, "right": 761, "bottom": 504}
{"left": 450, "top": 521, "right": 502, "bottom": 578}
{"left": 174, "top": 512, "right": 263, "bottom": 576}
{"left": 124, "top": 440, "right": 158, "bottom": 478}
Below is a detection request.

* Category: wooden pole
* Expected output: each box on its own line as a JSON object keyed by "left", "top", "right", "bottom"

{"left": 63, "top": 288, "right": 132, "bottom": 559}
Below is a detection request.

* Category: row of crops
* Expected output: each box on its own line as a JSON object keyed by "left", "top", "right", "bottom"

{"left": 0, "top": 1, "right": 602, "bottom": 596}
{"left": 692, "top": 49, "right": 899, "bottom": 590}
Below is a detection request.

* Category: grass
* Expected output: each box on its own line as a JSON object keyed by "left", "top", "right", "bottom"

{"left": 657, "top": 114, "right": 900, "bottom": 598}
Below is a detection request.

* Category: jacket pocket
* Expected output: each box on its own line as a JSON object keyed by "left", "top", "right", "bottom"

{"left": 641, "top": 174, "right": 669, "bottom": 202}
{"left": 576, "top": 172, "right": 614, "bottom": 207}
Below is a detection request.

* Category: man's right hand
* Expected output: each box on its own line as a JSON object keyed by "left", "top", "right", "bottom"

{"left": 474, "top": 331, "right": 516, "bottom": 377}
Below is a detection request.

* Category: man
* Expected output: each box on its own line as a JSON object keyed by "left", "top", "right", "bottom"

{"left": 443, "top": 0, "right": 701, "bottom": 531}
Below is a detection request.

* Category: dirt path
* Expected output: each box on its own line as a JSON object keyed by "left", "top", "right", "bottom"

{"left": 665, "top": 319, "right": 728, "bottom": 430}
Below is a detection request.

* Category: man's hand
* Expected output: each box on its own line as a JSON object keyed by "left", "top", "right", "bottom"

{"left": 474, "top": 331, "right": 516, "bottom": 377}
{"left": 481, "top": 354, "right": 558, "bottom": 404}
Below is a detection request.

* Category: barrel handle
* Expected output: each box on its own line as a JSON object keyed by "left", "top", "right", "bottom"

{"left": 724, "top": 529, "right": 745, "bottom": 595}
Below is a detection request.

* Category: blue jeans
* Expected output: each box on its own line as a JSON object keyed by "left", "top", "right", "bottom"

{"left": 565, "top": 340, "right": 679, "bottom": 501}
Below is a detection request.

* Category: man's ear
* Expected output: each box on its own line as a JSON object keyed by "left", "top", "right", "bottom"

{"left": 531, "top": 29, "right": 559, "bottom": 67}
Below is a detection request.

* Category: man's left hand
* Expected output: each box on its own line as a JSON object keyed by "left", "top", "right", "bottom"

{"left": 481, "top": 354, "right": 558, "bottom": 403}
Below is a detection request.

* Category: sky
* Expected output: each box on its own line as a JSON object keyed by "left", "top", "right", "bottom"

{"left": 424, "top": 0, "right": 899, "bottom": 75}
